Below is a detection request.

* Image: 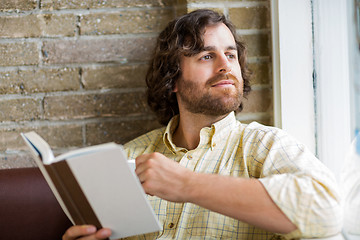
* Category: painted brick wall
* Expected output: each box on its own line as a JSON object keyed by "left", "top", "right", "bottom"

{"left": 0, "top": 0, "right": 272, "bottom": 168}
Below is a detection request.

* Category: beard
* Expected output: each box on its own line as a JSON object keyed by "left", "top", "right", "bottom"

{"left": 177, "top": 73, "right": 243, "bottom": 116}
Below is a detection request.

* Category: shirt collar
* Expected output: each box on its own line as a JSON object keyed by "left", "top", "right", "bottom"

{"left": 163, "top": 115, "right": 181, "bottom": 154}
{"left": 163, "top": 112, "right": 238, "bottom": 153}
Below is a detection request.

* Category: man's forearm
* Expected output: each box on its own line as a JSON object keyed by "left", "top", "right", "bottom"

{"left": 136, "top": 152, "right": 297, "bottom": 234}
{"left": 184, "top": 173, "right": 297, "bottom": 234}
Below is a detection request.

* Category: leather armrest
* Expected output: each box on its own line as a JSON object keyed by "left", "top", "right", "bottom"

{"left": 0, "top": 167, "right": 72, "bottom": 240}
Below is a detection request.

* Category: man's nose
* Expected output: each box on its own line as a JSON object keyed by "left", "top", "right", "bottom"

{"left": 217, "top": 56, "right": 232, "bottom": 73}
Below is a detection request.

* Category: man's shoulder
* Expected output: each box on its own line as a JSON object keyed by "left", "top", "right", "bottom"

{"left": 242, "top": 121, "right": 283, "bottom": 135}
{"left": 241, "top": 121, "right": 305, "bottom": 151}
{"left": 241, "top": 121, "right": 289, "bottom": 143}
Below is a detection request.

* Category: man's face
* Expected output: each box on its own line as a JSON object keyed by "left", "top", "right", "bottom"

{"left": 174, "top": 23, "right": 244, "bottom": 116}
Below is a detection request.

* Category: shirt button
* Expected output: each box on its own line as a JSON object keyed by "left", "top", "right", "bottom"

{"left": 187, "top": 155, "right": 193, "bottom": 160}
{"left": 212, "top": 143, "right": 216, "bottom": 147}
{"left": 168, "top": 222, "right": 175, "bottom": 229}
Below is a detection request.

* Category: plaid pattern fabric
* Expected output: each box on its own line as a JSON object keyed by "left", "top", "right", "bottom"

{"left": 123, "top": 112, "right": 342, "bottom": 239}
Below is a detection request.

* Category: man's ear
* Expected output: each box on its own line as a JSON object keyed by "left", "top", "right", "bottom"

{"left": 173, "top": 79, "right": 178, "bottom": 93}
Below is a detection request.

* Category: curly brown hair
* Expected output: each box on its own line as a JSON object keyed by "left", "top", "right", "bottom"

{"left": 146, "top": 9, "right": 252, "bottom": 125}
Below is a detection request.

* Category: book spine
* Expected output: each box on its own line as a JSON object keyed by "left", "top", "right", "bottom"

{"left": 45, "top": 162, "right": 103, "bottom": 230}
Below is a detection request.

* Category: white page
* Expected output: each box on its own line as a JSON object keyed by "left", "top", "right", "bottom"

{"left": 66, "top": 147, "right": 162, "bottom": 239}
{"left": 54, "top": 143, "right": 119, "bottom": 163}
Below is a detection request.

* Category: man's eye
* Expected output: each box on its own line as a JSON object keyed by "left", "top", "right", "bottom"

{"left": 201, "top": 55, "right": 212, "bottom": 60}
{"left": 227, "top": 54, "right": 236, "bottom": 59}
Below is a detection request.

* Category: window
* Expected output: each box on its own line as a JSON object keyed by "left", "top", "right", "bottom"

{"left": 272, "top": 1, "right": 360, "bottom": 237}
{"left": 271, "top": 0, "right": 353, "bottom": 180}
{"left": 270, "top": 0, "right": 316, "bottom": 153}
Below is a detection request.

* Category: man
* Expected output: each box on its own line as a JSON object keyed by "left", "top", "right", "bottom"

{"left": 63, "top": 9, "right": 342, "bottom": 240}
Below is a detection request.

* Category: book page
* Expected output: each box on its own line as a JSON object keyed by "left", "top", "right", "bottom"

{"left": 66, "top": 146, "right": 161, "bottom": 239}
{"left": 21, "top": 132, "right": 55, "bottom": 164}
{"left": 54, "top": 142, "right": 120, "bottom": 163}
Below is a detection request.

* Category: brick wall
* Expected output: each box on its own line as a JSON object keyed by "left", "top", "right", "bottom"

{"left": 0, "top": 0, "right": 272, "bottom": 168}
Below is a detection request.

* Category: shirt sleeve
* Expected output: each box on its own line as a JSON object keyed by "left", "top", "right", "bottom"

{"left": 244, "top": 125, "right": 342, "bottom": 238}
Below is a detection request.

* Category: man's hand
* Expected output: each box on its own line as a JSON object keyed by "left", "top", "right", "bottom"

{"left": 135, "top": 152, "right": 194, "bottom": 202}
{"left": 62, "top": 225, "right": 111, "bottom": 240}
{"left": 136, "top": 152, "right": 297, "bottom": 234}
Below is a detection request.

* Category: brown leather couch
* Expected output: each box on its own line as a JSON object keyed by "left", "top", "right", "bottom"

{"left": 0, "top": 167, "right": 72, "bottom": 240}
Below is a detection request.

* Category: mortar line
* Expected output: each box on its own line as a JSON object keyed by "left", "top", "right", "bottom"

{"left": 0, "top": 32, "right": 159, "bottom": 43}
{"left": 0, "top": 6, "right": 175, "bottom": 16}
{"left": 0, "top": 88, "right": 147, "bottom": 100}
{"left": 0, "top": 61, "right": 149, "bottom": 71}
{"left": 0, "top": 115, "right": 157, "bottom": 129}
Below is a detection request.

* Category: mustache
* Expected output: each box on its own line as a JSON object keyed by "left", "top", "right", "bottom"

{"left": 206, "top": 73, "right": 240, "bottom": 86}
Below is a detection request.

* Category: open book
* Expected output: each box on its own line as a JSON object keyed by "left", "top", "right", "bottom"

{"left": 21, "top": 131, "right": 162, "bottom": 239}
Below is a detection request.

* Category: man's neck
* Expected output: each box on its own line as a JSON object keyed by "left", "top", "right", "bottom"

{"left": 172, "top": 111, "right": 229, "bottom": 150}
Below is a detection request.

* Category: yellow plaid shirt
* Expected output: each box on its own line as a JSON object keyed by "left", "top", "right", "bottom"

{"left": 123, "top": 112, "right": 342, "bottom": 240}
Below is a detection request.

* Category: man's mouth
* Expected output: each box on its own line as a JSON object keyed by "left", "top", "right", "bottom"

{"left": 211, "top": 80, "right": 235, "bottom": 87}
{"left": 207, "top": 73, "right": 239, "bottom": 87}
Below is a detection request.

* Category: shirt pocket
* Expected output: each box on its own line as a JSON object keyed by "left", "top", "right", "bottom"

{"left": 185, "top": 204, "right": 240, "bottom": 239}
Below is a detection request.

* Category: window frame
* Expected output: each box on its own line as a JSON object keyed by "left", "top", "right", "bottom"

{"left": 270, "top": 0, "right": 316, "bottom": 154}
{"left": 271, "top": 0, "right": 353, "bottom": 179}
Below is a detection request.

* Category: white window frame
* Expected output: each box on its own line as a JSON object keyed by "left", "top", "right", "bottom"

{"left": 312, "top": 0, "right": 352, "bottom": 180}
{"left": 271, "top": 0, "right": 353, "bottom": 179}
{"left": 270, "top": 0, "right": 316, "bottom": 153}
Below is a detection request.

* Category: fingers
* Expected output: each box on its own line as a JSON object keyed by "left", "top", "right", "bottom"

{"left": 95, "top": 228, "right": 112, "bottom": 239}
{"left": 62, "top": 225, "right": 111, "bottom": 240}
{"left": 135, "top": 153, "right": 162, "bottom": 176}
{"left": 135, "top": 152, "right": 157, "bottom": 166}
{"left": 63, "top": 225, "right": 96, "bottom": 240}
{"left": 135, "top": 153, "right": 165, "bottom": 195}
{"left": 135, "top": 152, "right": 186, "bottom": 199}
